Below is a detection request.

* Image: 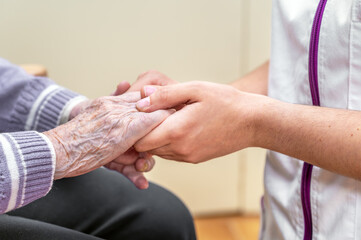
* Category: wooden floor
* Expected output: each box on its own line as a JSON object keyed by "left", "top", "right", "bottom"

{"left": 194, "top": 215, "right": 260, "bottom": 240}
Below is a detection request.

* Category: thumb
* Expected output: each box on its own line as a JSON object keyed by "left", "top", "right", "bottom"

{"left": 125, "top": 109, "right": 173, "bottom": 144}
{"left": 112, "top": 81, "right": 131, "bottom": 96}
{"left": 136, "top": 83, "right": 199, "bottom": 112}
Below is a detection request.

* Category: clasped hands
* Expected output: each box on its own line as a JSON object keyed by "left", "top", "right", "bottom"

{"left": 46, "top": 70, "right": 262, "bottom": 190}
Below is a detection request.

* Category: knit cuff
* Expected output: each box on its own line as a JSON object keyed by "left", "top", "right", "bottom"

{"left": 11, "top": 78, "right": 86, "bottom": 132}
{"left": 0, "top": 131, "right": 55, "bottom": 213}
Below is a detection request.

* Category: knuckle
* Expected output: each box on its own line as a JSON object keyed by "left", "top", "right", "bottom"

{"left": 137, "top": 70, "right": 158, "bottom": 80}
{"left": 183, "top": 154, "right": 198, "bottom": 164}
{"left": 92, "top": 98, "right": 103, "bottom": 106}
{"left": 174, "top": 144, "right": 191, "bottom": 157}
{"left": 137, "top": 71, "right": 149, "bottom": 80}
{"left": 148, "top": 69, "right": 159, "bottom": 74}
{"left": 89, "top": 98, "right": 109, "bottom": 112}
{"left": 190, "top": 81, "right": 204, "bottom": 90}
{"left": 134, "top": 142, "right": 146, "bottom": 153}
{"left": 169, "top": 128, "right": 184, "bottom": 141}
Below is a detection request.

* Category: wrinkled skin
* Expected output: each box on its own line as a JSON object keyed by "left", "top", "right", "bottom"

{"left": 66, "top": 82, "right": 153, "bottom": 189}
{"left": 44, "top": 92, "right": 171, "bottom": 189}
{"left": 62, "top": 72, "right": 176, "bottom": 189}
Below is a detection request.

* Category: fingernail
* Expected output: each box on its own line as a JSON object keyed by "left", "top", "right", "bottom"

{"left": 136, "top": 97, "right": 150, "bottom": 110}
{"left": 144, "top": 86, "right": 157, "bottom": 97}
{"left": 140, "top": 161, "right": 149, "bottom": 172}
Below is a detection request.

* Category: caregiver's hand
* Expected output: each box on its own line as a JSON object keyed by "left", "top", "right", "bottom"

{"left": 44, "top": 92, "right": 171, "bottom": 186}
{"left": 126, "top": 70, "right": 178, "bottom": 93}
{"left": 134, "top": 81, "right": 264, "bottom": 163}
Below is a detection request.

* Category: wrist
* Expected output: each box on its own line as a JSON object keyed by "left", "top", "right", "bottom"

{"left": 43, "top": 128, "right": 68, "bottom": 180}
{"left": 245, "top": 95, "right": 280, "bottom": 148}
{"left": 251, "top": 96, "right": 290, "bottom": 149}
{"left": 68, "top": 99, "right": 91, "bottom": 121}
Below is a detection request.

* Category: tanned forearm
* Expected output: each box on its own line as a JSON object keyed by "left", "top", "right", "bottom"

{"left": 253, "top": 96, "right": 361, "bottom": 180}
{"left": 230, "top": 61, "right": 269, "bottom": 95}
{"left": 229, "top": 60, "right": 361, "bottom": 179}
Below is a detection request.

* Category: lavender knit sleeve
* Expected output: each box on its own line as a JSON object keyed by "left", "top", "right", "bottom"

{"left": 0, "top": 58, "right": 86, "bottom": 213}
{"left": 0, "top": 131, "right": 55, "bottom": 213}
{"left": 0, "top": 58, "right": 87, "bottom": 132}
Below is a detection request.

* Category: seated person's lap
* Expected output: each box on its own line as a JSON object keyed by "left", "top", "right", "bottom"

{"left": 0, "top": 168, "right": 196, "bottom": 240}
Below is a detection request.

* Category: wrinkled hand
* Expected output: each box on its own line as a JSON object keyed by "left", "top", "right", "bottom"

{"left": 68, "top": 82, "right": 153, "bottom": 189}
{"left": 69, "top": 81, "right": 132, "bottom": 121}
{"left": 134, "top": 81, "right": 261, "bottom": 163}
{"left": 44, "top": 92, "right": 171, "bottom": 189}
{"left": 64, "top": 71, "right": 176, "bottom": 187}
{"left": 103, "top": 71, "right": 178, "bottom": 183}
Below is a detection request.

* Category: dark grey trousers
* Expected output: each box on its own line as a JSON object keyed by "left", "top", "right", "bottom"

{"left": 0, "top": 168, "right": 196, "bottom": 240}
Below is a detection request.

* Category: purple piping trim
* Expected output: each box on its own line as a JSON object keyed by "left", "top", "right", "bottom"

{"left": 302, "top": 0, "right": 328, "bottom": 240}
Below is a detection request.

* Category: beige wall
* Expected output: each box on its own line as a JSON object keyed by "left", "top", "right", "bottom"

{"left": 0, "top": 0, "right": 272, "bottom": 215}
{"left": 0, "top": 0, "right": 241, "bottom": 96}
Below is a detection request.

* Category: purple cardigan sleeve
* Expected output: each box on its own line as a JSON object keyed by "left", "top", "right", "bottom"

{"left": 0, "top": 131, "right": 55, "bottom": 213}
{"left": 0, "top": 58, "right": 86, "bottom": 213}
{"left": 0, "top": 58, "right": 86, "bottom": 132}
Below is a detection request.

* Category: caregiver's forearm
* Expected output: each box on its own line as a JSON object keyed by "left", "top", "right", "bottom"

{"left": 230, "top": 61, "right": 269, "bottom": 95}
{"left": 254, "top": 97, "right": 361, "bottom": 180}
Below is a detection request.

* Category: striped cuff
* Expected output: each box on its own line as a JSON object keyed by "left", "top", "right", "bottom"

{"left": 0, "top": 131, "right": 55, "bottom": 214}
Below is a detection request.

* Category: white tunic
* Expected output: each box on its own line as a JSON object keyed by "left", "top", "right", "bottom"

{"left": 263, "top": 0, "right": 361, "bottom": 239}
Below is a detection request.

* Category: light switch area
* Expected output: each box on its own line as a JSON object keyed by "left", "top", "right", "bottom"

{"left": 0, "top": 0, "right": 272, "bottom": 216}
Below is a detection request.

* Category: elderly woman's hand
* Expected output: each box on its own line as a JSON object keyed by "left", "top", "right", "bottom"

{"left": 66, "top": 83, "right": 157, "bottom": 189}
{"left": 44, "top": 92, "right": 171, "bottom": 188}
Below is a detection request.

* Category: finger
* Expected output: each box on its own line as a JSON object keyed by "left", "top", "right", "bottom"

{"left": 147, "top": 144, "right": 172, "bottom": 156}
{"left": 149, "top": 152, "right": 187, "bottom": 162}
{"left": 140, "top": 85, "right": 158, "bottom": 99}
{"left": 136, "top": 83, "right": 200, "bottom": 112}
{"left": 118, "top": 91, "right": 141, "bottom": 103}
{"left": 112, "top": 81, "right": 131, "bottom": 96}
{"left": 128, "top": 70, "right": 177, "bottom": 93}
{"left": 133, "top": 116, "right": 173, "bottom": 152}
{"left": 105, "top": 161, "right": 126, "bottom": 172}
{"left": 139, "top": 86, "right": 185, "bottom": 110}
{"left": 122, "top": 165, "right": 149, "bottom": 189}
{"left": 135, "top": 157, "right": 155, "bottom": 172}
{"left": 139, "top": 151, "right": 153, "bottom": 159}
{"left": 126, "top": 71, "right": 157, "bottom": 93}
{"left": 125, "top": 109, "right": 173, "bottom": 145}
{"left": 145, "top": 144, "right": 193, "bottom": 162}
{"left": 112, "top": 148, "right": 139, "bottom": 165}
{"left": 106, "top": 162, "right": 149, "bottom": 189}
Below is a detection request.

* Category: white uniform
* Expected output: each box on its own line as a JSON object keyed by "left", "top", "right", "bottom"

{"left": 263, "top": 0, "right": 361, "bottom": 239}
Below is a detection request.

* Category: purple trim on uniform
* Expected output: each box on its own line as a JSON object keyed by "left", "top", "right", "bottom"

{"left": 301, "top": 163, "right": 313, "bottom": 240}
{"left": 2, "top": 134, "right": 25, "bottom": 209}
{"left": 0, "top": 142, "right": 11, "bottom": 213}
{"left": 308, "top": 0, "right": 328, "bottom": 107}
{"left": 302, "top": 0, "right": 328, "bottom": 239}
